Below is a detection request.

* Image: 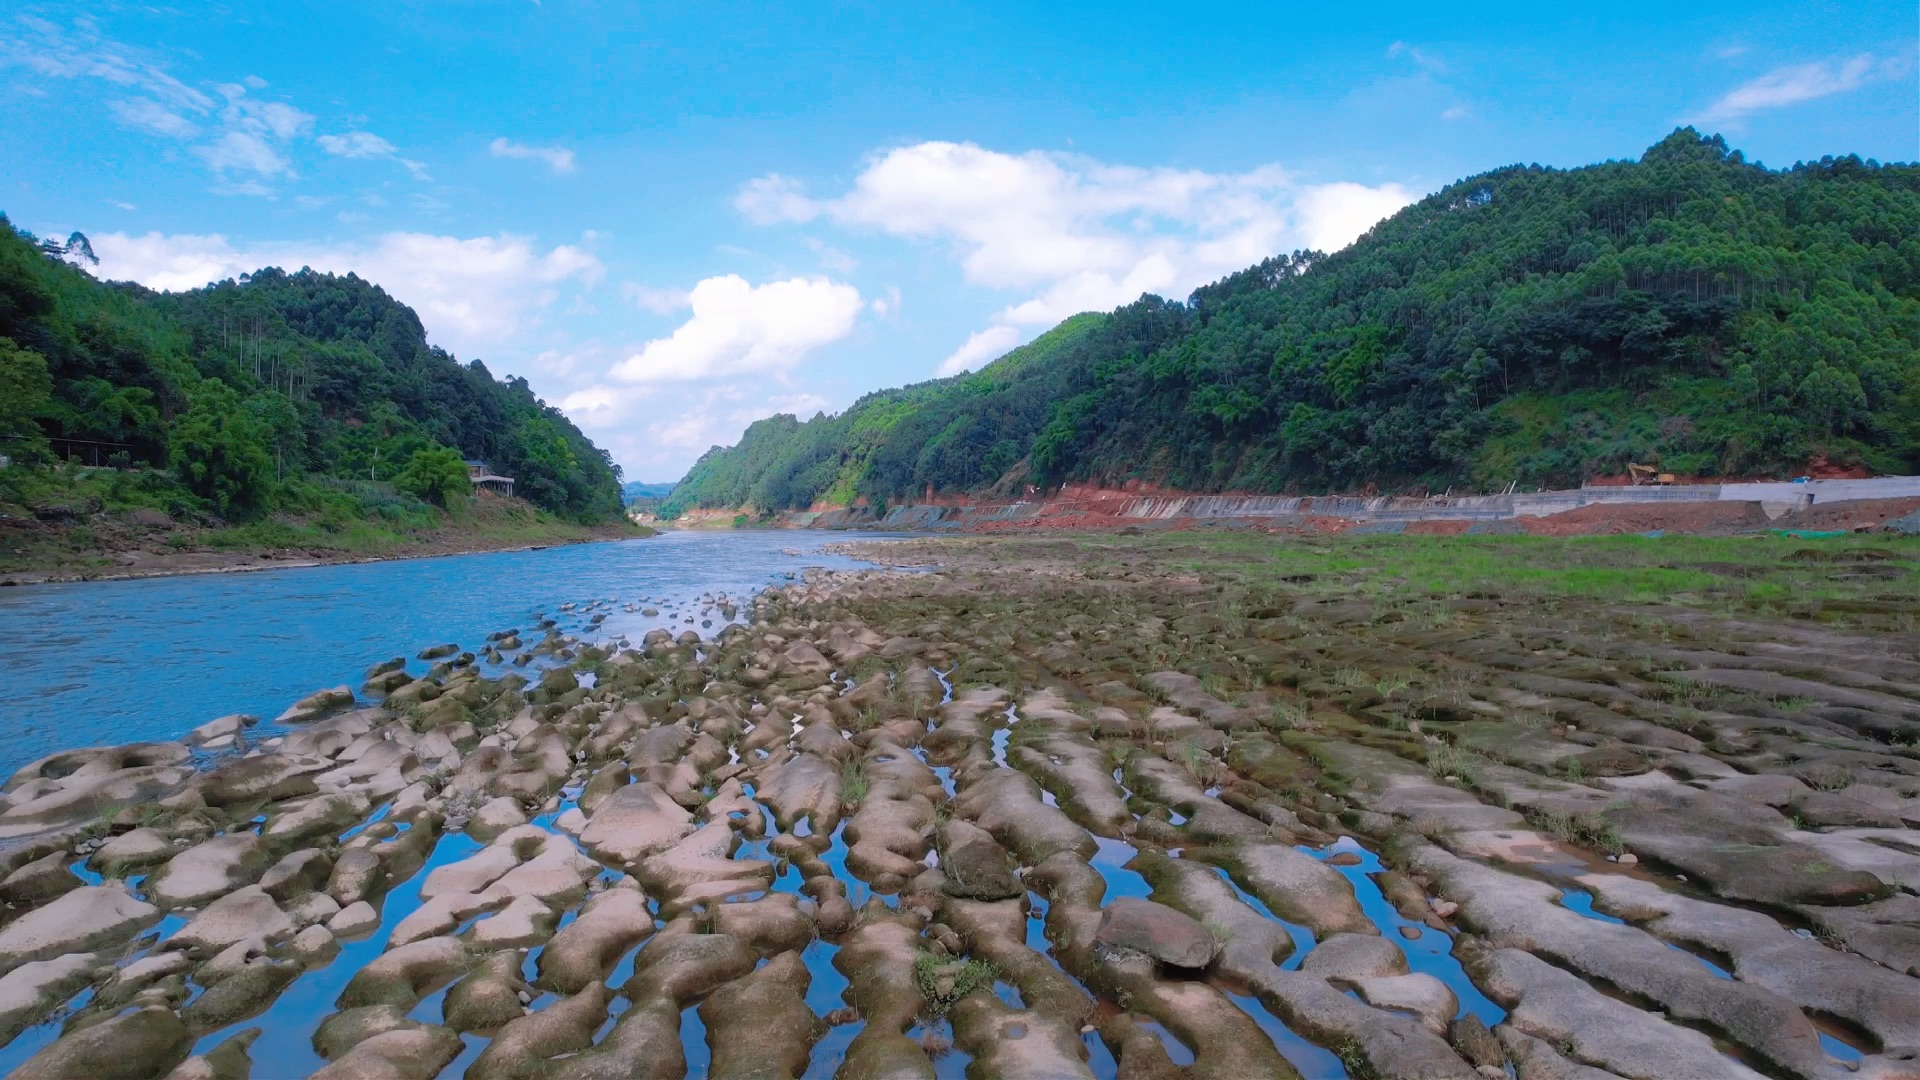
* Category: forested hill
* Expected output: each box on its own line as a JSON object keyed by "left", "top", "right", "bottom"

{"left": 661, "top": 130, "right": 1920, "bottom": 519}
{"left": 0, "top": 219, "right": 625, "bottom": 523}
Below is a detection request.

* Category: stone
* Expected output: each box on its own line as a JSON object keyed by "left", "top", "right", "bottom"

{"left": 467, "top": 796, "right": 530, "bottom": 840}
{"left": 291, "top": 924, "right": 339, "bottom": 963}
{"left": 1093, "top": 897, "right": 1217, "bottom": 968}
{"left": 938, "top": 819, "right": 1023, "bottom": 901}
{"left": 259, "top": 848, "right": 336, "bottom": 902}
{"left": 95, "top": 828, "right": 174, "bottom": 872}
{"left": 182, "top": 953, "right": 298, "bottom": 1032}
{"left": 148, "top": 834, "right": 271, "bottom": 907}
{"left": 535, "top": 887, "right": 655, "bottom": 994}
{"left": 10, "top": 1005, "right": 193, "bottom": 1080}
{"left": 0, "top": 850, "right": 82, "bottom": 905}
{"left": 338, "top": 937, "right": 468, "bottom": 1009}
{"left": 310, "top": 1026, "right": 464, "bottom": 1080}
{"left": 444, "top": 951, "right": 530, "bottom": 1032}
{"left": 277, "top": 686, "right": 356, "bottom": 725}
{"left": 468, "top": 982, "right": 610, "bottom": 1080}
{"left": 1352, "top": 973, "right": 1458, "bottom": 1034}
{"left": 313, "top": 1005, "right": 423, "bottom": 1060}
{"left": 0, "top": 952, "right": 99, "bottom": 1044}
{"left": 328, "top": 900, "right": 381, "bottom": 937}
{"left": 469, "top": 894, "right": 558, "bottom": 949}
{"left": 0, "top": 886, "right": 159, "bottom": 972}
{"left": 184, "top": 715, "right": 257, "bottom": 748}
{"left": 1300, "top": 933, "right": 1408, "bottom": 980}
{"left": 171, "top": 886, "right": 295, "bottom": 952}
{"left": 578, "top": 783, "right": 696, "bottom": 866}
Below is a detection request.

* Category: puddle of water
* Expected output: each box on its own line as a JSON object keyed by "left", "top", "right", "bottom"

{"left": 1560, "top": 888, "right": 1743, "bottom": 983}
{"left": 1304, "top": 838, "right": 1505, "bottom": 1026}
{"left": 0, "top": 986, "right": 96, "bottom": 1074}
{"left": 1224, "top": 989, "right": 1349, "bottom": 1079}
{"left": 1089, "top": 836, "right": 1153, "bottom": 903}
{"left": 991, "top": 728, "right": 1010, "bottom": 768}
{"left": 904, "top": 1018, "right": 973, "bottom": 1079}
{"left": 1557, "top": 888, "right": 1625, "bottom": 924}
{"left": 680, "top": 1002, "right": 711, "bottom": 1074}
{"left": 799, "top": 939, "right": 862, "bottom": 1078}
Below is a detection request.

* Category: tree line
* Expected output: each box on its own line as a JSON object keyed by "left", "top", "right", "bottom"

{"left": 660, "top": 129, "right": 1920, "bottom": 518}
{"left": 0, "top": 221, "right": 625, "bottom": 524}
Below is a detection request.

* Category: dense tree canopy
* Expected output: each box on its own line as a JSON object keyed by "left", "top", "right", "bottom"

{"left": 662, "top": 131, "right": 1920, "bottom": 518}
{"left": 0, "top": 220, "right": 625, "bottom": 522}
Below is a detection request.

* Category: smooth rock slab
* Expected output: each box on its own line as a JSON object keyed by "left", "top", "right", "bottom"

{"left": 0, "top": 951, "right": 99, "bottom": 1043}
{"left": 0, "top": 885, "right": 159, "bottom": 973}
{"left": 147, "top": 834, "right": 271, "bottom": 908}
{"left": 310, "top": 1026, "right": 464, "bottom": 1080}
{"left": 171, "top": 885, "right": 295, "bottom": 952}
{"left": 11, "top": 1004, "right": 192, "bottom": 1080}
{"left": 1094, "top": 897, "right": 1217, "bottom": 968}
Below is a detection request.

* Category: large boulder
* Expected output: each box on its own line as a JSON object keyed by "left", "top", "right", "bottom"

{"left": 147, "top": 834, "right": 272, "bottom": 908}
{"left": 0, "top": 886, "right": 159, "bottom": 973}
{"left": 578, "top": 783, "right": 695, "bottom": 867}
{"left": 10, "top": 1005, "right": 192, "bottom": 1080}
{"left": 170, "top": 886, "right": 295, "bottom": 952}
{"left": 1093, "top": 897, "right": 1218, "bottom": 968}
{"left": 276, "top": 686, "right": 356, "bottom": 725}
{"left": 938, "top": 820, "right": 1023, "bottom": 901}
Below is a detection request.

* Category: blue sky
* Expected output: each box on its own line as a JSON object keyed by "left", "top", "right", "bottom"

{"left": 4, "top": 2, "right": 1914, "bottom": 482}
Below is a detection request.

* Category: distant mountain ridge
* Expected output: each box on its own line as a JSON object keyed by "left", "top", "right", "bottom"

{"left": 660, "top": 130, "right": 1919, "bottom": 520}
{"left": 622, "top": 481, "right": 677, "bottom": 504}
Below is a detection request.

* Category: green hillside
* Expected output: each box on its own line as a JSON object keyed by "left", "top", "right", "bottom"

{"left": 661, "top": 130, "right": 1920, "bottom": 519}
{"left": 0, "top": 218, "right": 626, "bottom": 530}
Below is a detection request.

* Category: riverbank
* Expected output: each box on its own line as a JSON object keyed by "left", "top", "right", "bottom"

{"left": 0, "top": 497, "right": 654, "bottom": 585}
{"left": 0, "top": 530, "right": 1913, "bottom": 1079}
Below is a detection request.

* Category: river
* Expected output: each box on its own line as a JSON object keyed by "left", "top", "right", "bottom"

{"left": 0, "top": 531, "right": 894, "bottom": 772}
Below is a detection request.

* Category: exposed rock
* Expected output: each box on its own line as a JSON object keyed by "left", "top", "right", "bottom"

{"left": 0, "top": 951, "right": 100, "bottom": 1043}
{"left": 171, "top": 885, "right": 296, "bottom": 952}
{"left": 10, "top": 1005, "right": 192, "bottom": 1080}
{"left": 147, "top": 834, "right": 272, "bottom": 907}
{"left": 0, "top": 885, "right": 159, "bottom": 973}
{"left": 1094, "top": 896, "right": 1218, "bottom": 968}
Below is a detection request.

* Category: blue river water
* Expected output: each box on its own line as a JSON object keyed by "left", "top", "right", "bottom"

{"left": 0, "top": 530, "right": 895, "bottom": 772}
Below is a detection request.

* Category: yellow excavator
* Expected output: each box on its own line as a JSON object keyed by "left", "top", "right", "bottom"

{"left": 1628, "top": 463, "right": 1676, "bottom": 486}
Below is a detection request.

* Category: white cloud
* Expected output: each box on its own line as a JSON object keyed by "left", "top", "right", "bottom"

{"left": 108, "top": 97, "right": 198, "bottom": 138}
{"left": 5, "top": 14, "right": 214, "bottom": 114}
{"left": 938, "top": 325, "right": 1022, "bottom": 376}
{"left": 196, "top": 130, "right": 292, "bottom": 177}
{"left": 740, "top": 141, "right": 1416, "bottom": 372}
{"left": 734, "top": 174, "right": 817, "bottom": 224}
{"left": 317, "top": 131, "right": 395, "bottom": 158}
{"left": 1440, "top": 105, "right": 1470, "bottom": 122}
{"left": 805, "top": 236, "right": 858, "bottom": 273}
{"left": 319, "top": 130, "right": 430, "bottom": 179}
{"left": 107, "top": 200, "right": 137, "bottom": 211}
{"left": 621, "top": 282, "right": 691, "bottom": 313}
{"left": 1696, "top": 54, "right": 1885, "bottom": 123}
{"left": 610, "top": 275, "right": 863, "bottom": 383}
{"left": 1293, "top": 181, "right": 1417, "bottom": 253}
{"left": 490, "top": 137, "right": 576, "bottom": 174}
{"left": 90, "top": 230, "right": 604, "bottom": 357}
{"left": 1386, "top": 41, "right": 1447, "bottom": 73}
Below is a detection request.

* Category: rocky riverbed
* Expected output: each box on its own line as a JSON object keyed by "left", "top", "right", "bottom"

{"left": 0, "top": 531, "right": 1915, "bottom": 1079}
